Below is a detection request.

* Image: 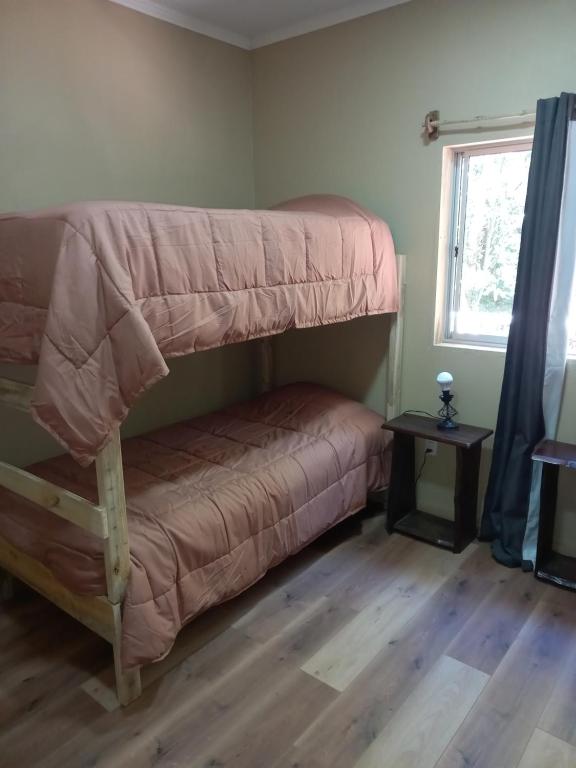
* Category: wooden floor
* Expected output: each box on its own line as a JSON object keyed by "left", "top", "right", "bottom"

{"left": 2, "top": 509, "right": 576, "bottom": 768}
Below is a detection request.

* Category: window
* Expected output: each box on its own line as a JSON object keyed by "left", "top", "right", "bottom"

{"left": 437, "top": 138, "right": 532, "bottom": 348}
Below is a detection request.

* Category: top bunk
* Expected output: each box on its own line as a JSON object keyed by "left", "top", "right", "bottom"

{"left": 0, "top": 194, "right": 399, "bottom": 465}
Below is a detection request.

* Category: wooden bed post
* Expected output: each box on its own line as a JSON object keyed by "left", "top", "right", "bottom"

{"left": 96, "top": 430, "right": 130, "bottom": 604}
{"left": 386, "top": 253, "right": 406, "bottom": 421}
{"left": 0, "top": 570, "right": 14, "bottom": 600}
{"left": 95, "top": 430, "right": 142, "bottom": 705}
{"left": 257, "top": 337, "right": 275, "bottom": 393}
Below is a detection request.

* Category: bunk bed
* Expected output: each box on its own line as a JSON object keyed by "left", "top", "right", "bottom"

{"left": 0, "top": 194, "right": 405, "bottom": 705}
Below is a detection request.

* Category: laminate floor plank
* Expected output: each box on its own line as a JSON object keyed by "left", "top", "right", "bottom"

{"left": 233, "top": 526, "right": 407, "bottom": 643}
{"left": 446, "top": 569, "right": 543, "bottom": 674}
{"left": 59, "top": 591, "right": 351, "bottom": 768}
{"left": 288, "top": 551, "right": 499, "bottom": 768}
{"left": 267, "top": 595, "right": 360, "bottom": 667}
{"left": 2, "top": 627, "right": 260, "bottom": 768}
{"left": 340, "top": 535, "right": 460, "bottom": 613}
{"left": 0, "top": 633, "right": 106, "bottom": 728}
{"left": 0, "top": 681, "right": 110, "bottom": 768}
{"left": 516, "top": 728, "right": 576, "bottom": 768}
{"left": 353, "top": 655, "right": 488, "bottom": 768}
{"left": 186, "top": 668, "right": 336, "bottom": 768}
{"left": 538, "top": 642, "right": 576, "bottom": 747}
{"left": 301, "top": 544, "right": 475, "bottom": 691}
{"left": 144, "top": 593, "right": 358, "bottom": 768}
{"left": 103, "top": 646, "right": 333, "bottom": 768}
{"left": 434, "top": 599, "right": 576, "bottom": 768}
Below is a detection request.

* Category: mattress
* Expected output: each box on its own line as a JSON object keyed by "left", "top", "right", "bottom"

{"left": 0, "top": 195, "right": 397, "bottom": 465}
{"left": 0, "top": 383, "right": 392, "bottom": 668}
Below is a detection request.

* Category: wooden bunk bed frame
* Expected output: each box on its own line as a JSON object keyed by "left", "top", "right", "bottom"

{"left": 0, "top": 254, "right": 406, "bottom": 706}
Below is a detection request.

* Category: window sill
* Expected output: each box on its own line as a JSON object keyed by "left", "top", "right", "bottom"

{"left": 436, "top": 341, "right": 576, "bottom": 362}
{"left": 434, "top": 340, "right": 507, "bottom": 354}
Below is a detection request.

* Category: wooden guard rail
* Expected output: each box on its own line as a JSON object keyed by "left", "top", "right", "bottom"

{"left": 0, "top": 462, "right": 109, "bottom": 538}
{"left": 0, "top": 376, "right": 130, "bottom": 604}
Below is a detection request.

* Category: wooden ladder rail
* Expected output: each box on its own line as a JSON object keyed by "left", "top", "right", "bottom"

{"left": 0, "top": 377, "right": 141, "bottom": 705}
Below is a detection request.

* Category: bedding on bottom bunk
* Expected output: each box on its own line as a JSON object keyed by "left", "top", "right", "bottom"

{"left": 0, "top": 383, "right": 392, "bottom": 668}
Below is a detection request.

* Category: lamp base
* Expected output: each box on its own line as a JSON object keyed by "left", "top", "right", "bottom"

{"left": 437, "top": 391, "right": 458, "bottom": 430}
{"left": 437, "top": 418, "right": 459, "bottom": 431}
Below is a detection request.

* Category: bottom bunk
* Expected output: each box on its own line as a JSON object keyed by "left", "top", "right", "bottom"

{"left": 0, "top": 382, "right": 392, "bottom": 693}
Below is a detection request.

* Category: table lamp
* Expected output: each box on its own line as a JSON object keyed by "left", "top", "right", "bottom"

{"left": 437, "top": 371, "right": 458, "bottom": 430}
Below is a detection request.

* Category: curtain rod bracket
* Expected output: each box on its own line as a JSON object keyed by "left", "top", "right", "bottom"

{"left": 424, "top": 110, "right": 440, "bottom": 140}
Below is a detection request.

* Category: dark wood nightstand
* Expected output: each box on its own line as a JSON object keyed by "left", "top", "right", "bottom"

{"left": 383, "top": 414, "right": 493, "bottom": 554}
{"left": 532, "top": 439, "right": 576, "bottom": 591}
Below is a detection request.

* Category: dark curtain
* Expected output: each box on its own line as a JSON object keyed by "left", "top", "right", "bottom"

{"left": 480, "top": 93, "right": 575, "bottom": 568}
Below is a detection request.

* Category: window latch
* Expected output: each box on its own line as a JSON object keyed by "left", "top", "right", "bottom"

{"left": 454, "top": 245, "right": 459, "bottom": 259}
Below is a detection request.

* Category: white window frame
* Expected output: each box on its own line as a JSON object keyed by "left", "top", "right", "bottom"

{"left": 435, "top": 136, "right": 533, "bottom": 350}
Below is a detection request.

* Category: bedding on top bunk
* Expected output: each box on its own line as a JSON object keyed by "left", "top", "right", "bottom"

{"left": 0, "top": 194, "right": 397, "bottom": 465}
{"left": 0, "top": 383, "right": 392, "bottom": 668}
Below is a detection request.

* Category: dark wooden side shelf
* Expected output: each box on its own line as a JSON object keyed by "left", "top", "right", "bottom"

{"left": 383, "top": 414, "right": 493, "bottom": 554}
{"left": 532, "top": 438, "right": 576, "bottom": 591}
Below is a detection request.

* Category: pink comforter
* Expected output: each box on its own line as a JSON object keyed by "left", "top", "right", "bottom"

{"left": 0, "top": 195, "right": 397, "bottom": 464}
{"left": 0, "top": 384, "right": 392, "bottom": 668}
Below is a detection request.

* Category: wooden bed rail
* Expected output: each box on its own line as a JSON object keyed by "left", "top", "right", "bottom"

{"left": 0, "top": 532, "right": 116, "bottom": 643}
{"left": 0, "top": 376, "right": 131, "bottom": 600}
{"left": 0, "top": 461, "right": 109, "bottom": 539}
{"left": 0, "top": 427, "right": 130, "bottom": 606}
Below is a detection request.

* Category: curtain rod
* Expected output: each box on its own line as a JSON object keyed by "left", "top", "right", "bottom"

{"left": 423, "top": 109, "right": 536, "bottom": 141}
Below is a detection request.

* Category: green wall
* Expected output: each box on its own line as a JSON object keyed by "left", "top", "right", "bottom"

{"left": 252, "top": 0, "right": 576, "bottom": 553}
{"left": 2, "top": 0, "right": 576, "bottom": 554}
{"left": 0, "top": 0, "right": 254, "bottom": 211}
{"left": 0, "top": 0, "right": 256, "bottom": 465}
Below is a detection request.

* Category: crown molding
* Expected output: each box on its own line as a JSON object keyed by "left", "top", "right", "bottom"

{"left": 106, "top": 0, "right": 252, "bottom": 48}
{"left": 107, "top": 0, "right": 412, "bottom": 50}
{"left": 251, "top": 0, "right": 412, "bottom": 48}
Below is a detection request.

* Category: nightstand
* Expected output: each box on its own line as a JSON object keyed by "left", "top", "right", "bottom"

{"left": 532, "top": 439, "right": 576, "bottom": 591}
{"left": 383, "top": 414, "right": 493, "bottom": 554}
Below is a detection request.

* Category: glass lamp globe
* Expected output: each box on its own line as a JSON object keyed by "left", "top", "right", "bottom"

{"left": 437, "top": 371, "right": 454, "bottom": 392}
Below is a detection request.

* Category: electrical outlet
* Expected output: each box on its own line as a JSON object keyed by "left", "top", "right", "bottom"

{"left": 425, "top": 440, "right": 438, "bottom": 456}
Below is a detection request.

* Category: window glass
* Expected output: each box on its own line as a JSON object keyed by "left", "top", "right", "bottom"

{"left": 442, "top": 141, "right": 532, "bottom": 347}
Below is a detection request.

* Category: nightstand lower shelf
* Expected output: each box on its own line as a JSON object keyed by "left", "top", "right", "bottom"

{"left": 535, "top": 552, "right": 576, "bottom": 591}
{"left": 393, "top": 510, "right": 456, "bottom": 551}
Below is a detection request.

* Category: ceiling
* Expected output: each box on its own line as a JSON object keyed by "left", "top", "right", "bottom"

{"left": 108, "top": 0, "right": 411, "bottom": 49}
